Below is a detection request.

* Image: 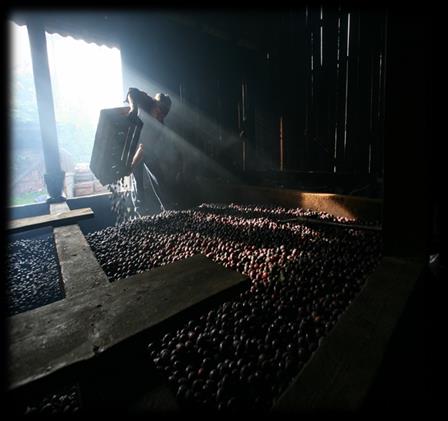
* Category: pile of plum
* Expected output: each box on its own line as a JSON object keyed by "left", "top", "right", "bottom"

{"left": 5, "top": 237, "right": 80, "bottom": 415}
{"left": 86, "top": 203, "right": 382, "bottom": 412}
{"left": 17, "top": 384, "right": 82, "bottom": 416}
{"left": 5, "top": 236, "right": 64, "bottom": 316}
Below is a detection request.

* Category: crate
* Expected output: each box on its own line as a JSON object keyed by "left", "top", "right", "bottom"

{"left": 90, "top": 107, "right": 143, "bottom": 186}
{"left": 74, "top": 170, "right": 93, "bottom": 183}
{"left": 74, "top": 181, "right": 94, "bottom": 197}
{"left": 93, "top": 179, "right": 108, "bottom": 193}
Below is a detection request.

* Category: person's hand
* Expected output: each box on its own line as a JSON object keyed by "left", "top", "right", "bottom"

{"left": 128, "top": 106, "right": 138, "bottom": 120}
{"left": 130, "top": 143, "right": 144, "bottom": 171}
{"left": 126, "top": 91, "right": 139, "bottom": 119}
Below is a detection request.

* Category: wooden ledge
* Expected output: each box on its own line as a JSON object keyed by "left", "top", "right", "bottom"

{"left": 8, "top": 207, "right": 94, "bottom": 233}
{"left": 7, "top": 254, "right": 248, "bottom": 391}
{"left": 272, "top": 256, "right": 424, "bottom": 412}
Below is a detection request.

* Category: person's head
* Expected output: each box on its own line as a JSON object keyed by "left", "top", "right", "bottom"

{"left": 153, "top": 93, "right": 172, "bottom": 122}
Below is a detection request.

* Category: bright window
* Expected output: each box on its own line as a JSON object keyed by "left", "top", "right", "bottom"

{"left": 9, "top": 21, "right": 125, "bottom": 205}
{"left": 46, "top": 31, "right": 124, "bottom": 197}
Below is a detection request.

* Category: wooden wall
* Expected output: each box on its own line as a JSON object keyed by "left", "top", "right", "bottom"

{"left": 11, "top": 6, "right": 411, "bottom": 202}
{"left": 118, "top": 7, "right": 387, "bottom": 196}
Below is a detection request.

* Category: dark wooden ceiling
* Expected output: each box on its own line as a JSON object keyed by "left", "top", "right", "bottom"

{"left": 9, "top": 9, "right": 303, "bottom": 53}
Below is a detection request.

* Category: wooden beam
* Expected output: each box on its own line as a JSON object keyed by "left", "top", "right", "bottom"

{"left": 50, "top": 202, "right": 109, "bottom": 297}
{"left": 27, "top": 18, "right": 65, "bottom": 200}
{"left": 193, "top": 180, "right": 382, "bottom": 221}
{"left": 26, "top": 19, "right": 60, "bottom": 174}
{"left": 8, "top": 207, "right": 94, "bottom": 233}
{"left": 321, "top": 7, "right": 340, "bottom": 174}
{"left": 272, "top": 256, "right": 423, "bottom": 412}
{"left": 335, "top": 7, "right": 349, "bottom": 173}
{"left": 279, "top": 216, "right": 381, "bottom": 231}
{"left": 7, "top": 254, "right": 248, "bottom": 390}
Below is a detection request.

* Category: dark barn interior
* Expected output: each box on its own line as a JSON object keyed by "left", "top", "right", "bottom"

{"left": 3, "top": 5, "right": 438, "bottom": 416}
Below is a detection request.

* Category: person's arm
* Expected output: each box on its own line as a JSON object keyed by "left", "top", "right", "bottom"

{"left": 130, "top": 143, "right": 144, "bottom": 172}
{"left": 124, "top": 143, "right": 144, "bottom": 176}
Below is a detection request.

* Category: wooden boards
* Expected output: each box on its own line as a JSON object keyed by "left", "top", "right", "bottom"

{"left": 192, "top": 180, "right": 382, "bottom": 221}
{"left": 7, "top": 254, "right": 248, "bottom": 391}
{"left": 8, "top": 207, "right": 94, "bottom": 233}
{"left": 279, "top": 216, "right": 382, "bottom": 232}
{"left": 50, "top": 202, "right": 109, "bottom": 297}
{"left": 272, "top": 256, "right": 424, "bottom": 412}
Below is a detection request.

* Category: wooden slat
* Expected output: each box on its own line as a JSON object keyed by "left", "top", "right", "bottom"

{"left": 356, "top": 11, "right": 376, "bottom": 174}
{"left": 53, "top": 225, "right": 110, "bottom": 297}
{"left": 272, "top": 257, "right": 424, "bottom": 412}
{"left": 7, "top": 254, "right": 248, "bottom": 390}
{"left": 335, "top": 7, "right": 349, "bottom": 173}
{"left": 239, "top": 47, "right": 256, "bottom": 172}
{"left": 306, "top": 6, "right": 320, "bottom": 171}
{"left": 344, "top": 9, "right": 361, "bottom": 172}
{"left": 50, "top": 202, "right": 109, "bottom": 297}
{"left": 194, "top": 180, "right": 382, "bottom": 221}
{"left": 322, "top": 7, "right": 340, "bottom": 173}
{"left": 8, "top": 207, "right": 94, "bottom": 233}
{"left": 315, "top": 5, "right": 334, "bottom": 172}
{"left": 372, "top": 12, "right": 387, "bottom": 177}
{"left": 279, "top": 216, "right": 381, "bottom": 231}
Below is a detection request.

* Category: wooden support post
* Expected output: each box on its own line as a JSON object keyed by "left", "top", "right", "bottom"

{"left": 27, "top": 18, "right": 65, "bottom": 202}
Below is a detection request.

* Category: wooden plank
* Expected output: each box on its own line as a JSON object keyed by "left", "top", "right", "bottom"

{"left": 8, "top": 207, "right": 94, "bottom": 233}
{"left": 371, "top": 10, "right": 387, "bottom": 176}
{"left": 356, "top": 11, "right": 376, "bottom": 174}
{"left": 306, "top": 6, "right": 319, "bottom": 171}
{"left": 344, "top": 9, "right": 361, "bottom": 173}
{"left": 239, "top": 48, "right": 256, "bottom": 172}
{"left": 315, "top": 5, "right": 335, "bottom": 172}
{"left": 335, "top": 7, "right": 349, "bottom": 173}
{"left": 195, "top": 180, "right": 382, "bottom": 221}
{"left": 50, "top": 202, "right": 109, "bottom": 297}
{"left": 279, "top": 216, "right": 381, "bottom": 231}
{"left": 373, "top": 12, "right": 387, "bottom": 178}
{"left": 49, "top": 202, "right": 70, "bottom": 213}
{"left": 53, "top": 225, "right": 110, "bottom": 297}
{"left": 322, "top": 7, "right": 340, "bottom": 173}
{"left": 272, "top": 257, "right": 424, "bottom": 412}
{"left": 7, "top": 254, "right": 248, "bottom": 390}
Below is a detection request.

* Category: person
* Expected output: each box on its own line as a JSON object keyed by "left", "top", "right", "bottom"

{"left": 125, "top": 87, "right": 174, "bottom": 215}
